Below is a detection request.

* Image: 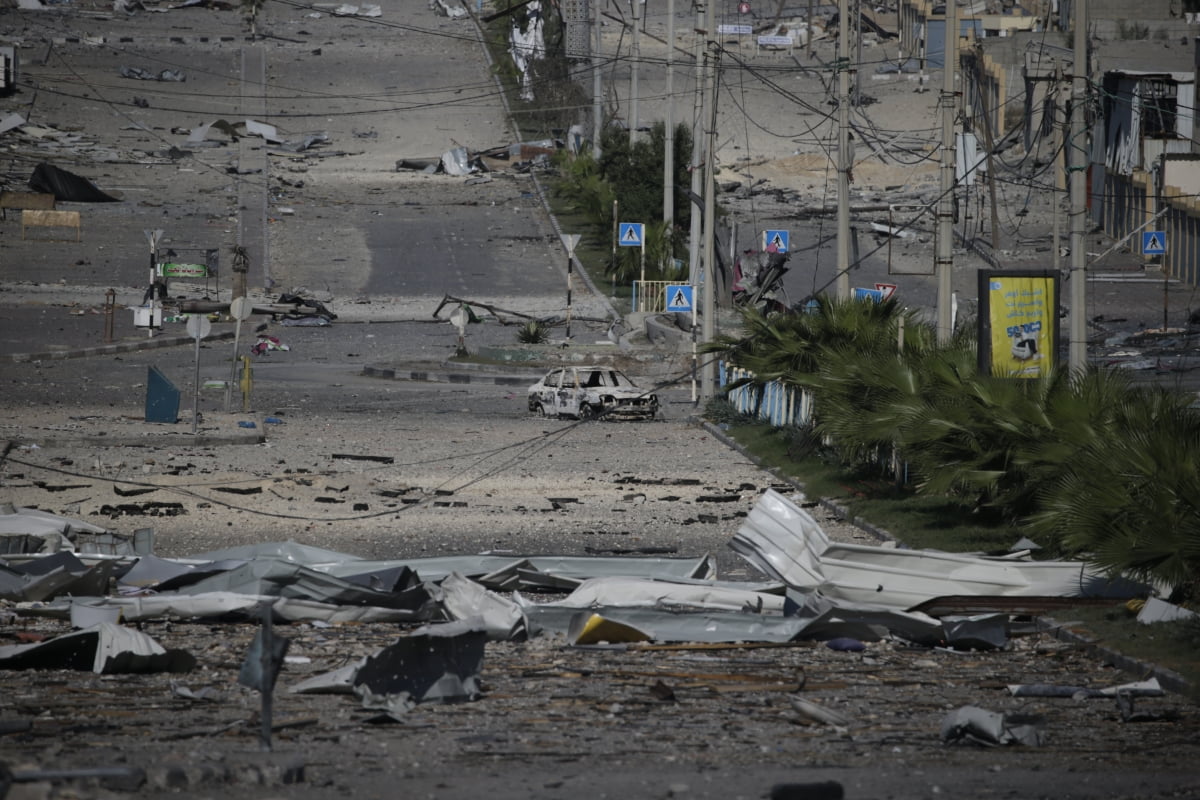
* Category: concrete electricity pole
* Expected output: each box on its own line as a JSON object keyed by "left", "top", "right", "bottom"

{"left": 593, "top": 0, "right": 603, "bottom": 160}
{"left": 1068, "top": 0, "right": 1088, "bottom": 372}
{"left": 935, "top": 0, "right": 958, "bottom": 343}
{"left": 663, "top": 0, "right": 675, "bottom": 228}
{"left": 835, "top": 0, "right": 851, "bottom": 300}
{"left": 688, "top": 3, "right": 705, "bottom": 286}
{"left": 700, "top": 0, "right": 717, "bottom": 399}
{"left": 629, "top": 0, "right": 640, "bottom": 143}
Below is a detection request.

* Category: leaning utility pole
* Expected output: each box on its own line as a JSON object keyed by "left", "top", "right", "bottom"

{"left": 592, "top": 0, "right": 603, "bottom": 160}
{"left": 935, "top": 0, "right": 958, "bottom": 343}
{"left": 835, "top": 0, "right": 851, "bottom": 300}
{"left": 663, "top": 0, "right": 675, "bottom": 228}
{"left": 700, "top": 0, "right": 717, "bottom": 398}
{"left": 1068, "top": 0, "right": 1088, "bottom": 371}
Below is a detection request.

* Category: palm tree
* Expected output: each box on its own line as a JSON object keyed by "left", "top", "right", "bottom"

{"left": 1026, "top": 384, "right": 1200, "bottom": 599}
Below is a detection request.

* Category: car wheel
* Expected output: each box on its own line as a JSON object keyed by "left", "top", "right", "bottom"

{"left": 534, "top": 403, "right": 548, "bottom": 417}
{"left": 579, "top": 404, "right": 596, "bottom": 421}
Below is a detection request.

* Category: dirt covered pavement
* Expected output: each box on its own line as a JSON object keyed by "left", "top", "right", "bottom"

{"left": 2, "top": 315, "right": 1199, "bottom": 800}
{"left": 1, "top": 0, "right": 1199, "bottom": 797}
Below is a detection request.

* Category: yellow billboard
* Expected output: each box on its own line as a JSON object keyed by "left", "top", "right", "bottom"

{"left": 977, "top": 270, "right": 1059, "bottom": 378}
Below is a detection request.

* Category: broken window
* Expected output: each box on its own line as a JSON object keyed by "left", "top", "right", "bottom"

{"left": 1140, "top": 80, "right": 1177, "bottom": 140}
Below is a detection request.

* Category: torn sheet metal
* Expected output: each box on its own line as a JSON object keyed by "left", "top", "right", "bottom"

{"left": 734, "top": 490, "right": 1133, "bottom": 609}
{"left": 170, "top": 559, "right": 436, "bottom": 612}
{"left": 0, "top": 622, "right": 194, "bottom": 674}
{"left": 523, "top": 603, "right": 811, "bottom": 643}
{"left": 545, "top": 576, "right": 785, "bottom": 613}
{"left": 1007, "top": 678, "right": 1164, "bottom": 699}
{"left": 435, "top": 572, "right": 529, "bottom": 641}
{"left": 1, "top": 552, "right": 120, "bottom": 602}
{"left": 1137, "top": 596, "right": 1197, "bottom": 625}
{"left": 783, "top": 588, "right": 944, "bottom": 645}
{"left": 940, "top": 705, "right": 1044, "bottom": 746}
{"left": 441, "top": 146, "right": 476, "bottom": 176}
{"left": 352, "top": 620, "right": 487, "bottom": 716}
{"left": 188, "top": 543, "right": 715, "bottom": 587}
{"left": 0, "top": 504, "right": 109, "bottom": 538}
{"left": 27, "top": 592, "right": 435, "bottom": 625}
{"left": 118, "top": 553, "right": 248, "bottom": 592}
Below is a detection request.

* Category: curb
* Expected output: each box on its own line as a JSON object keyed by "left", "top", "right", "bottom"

{"left": 362, "top": 364, "right": 540, "bottom": 386}
{"left": 1041, "top": 619, "right": 1194, "bottom": 697}
{"left": 0, "top": 331, "right": 237, "bottom": 364}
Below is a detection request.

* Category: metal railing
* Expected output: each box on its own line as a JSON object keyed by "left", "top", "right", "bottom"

{"left": 719, "top": 364, "right": 813, "bottom": 428}
{"left": 630, "top": 280, "right": 672, "bottom": 313}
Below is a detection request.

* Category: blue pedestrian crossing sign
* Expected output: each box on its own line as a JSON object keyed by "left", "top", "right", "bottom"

{"left": 762, "top": 229, "right": 789, "bottom": 252}
{"left": 665, "top": 284, "right": 694, "bottom": 313}
{"left": 619, "top": 222, "right": 644, "bottom": 247}
{"left": 1142, "top": 231, "right": 1166, "bottom": 255}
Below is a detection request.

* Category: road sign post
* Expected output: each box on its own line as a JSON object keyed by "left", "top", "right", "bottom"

{"left": 186, "top": 314, "right": 212, "bottom": 435}
{"left": 1142, "top": 232, "right": 1169, "bottom": 330}
{"left": 225, "top": 296, "right": 253, "bottom": 413}
{"left": 619, "top": 222, "right": 646, "bottom": 289}
{"left": 762, "top": 229, "right": 789, "bottom": 252}
{"left": 561, "top": 234, "right": 580, "bottom": 340}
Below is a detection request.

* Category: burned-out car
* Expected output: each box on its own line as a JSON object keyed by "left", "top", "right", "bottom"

{"left": 527, "top": 367, "right": 659, "bottom": 420}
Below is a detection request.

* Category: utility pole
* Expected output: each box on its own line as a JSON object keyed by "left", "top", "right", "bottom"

{"left": 835, "top": 0, "right": 851, "bottom": 300}
{"left": 1068, "top": 0, "right": 1088, "bottom": 371}
{"left": 688, "top": 3, "right": 705, "bottom": 286}
{"left": 935, "top": 0, "right": 958, "bottom": 343}
{"left": 700, "top": 0, "right": 717, "bottom": 399}
{"left": 593, "top": 0, "right": 603, "bottom": 160}
{"left": 629, "top": 0, "right": 641, "bottom": 143}
{"left": 664, "top": 0, "right": 675, "bottom": 228}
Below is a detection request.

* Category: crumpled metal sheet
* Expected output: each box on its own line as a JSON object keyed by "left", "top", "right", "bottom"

{"left": 347, "top": 620, "right": 488, "bottom": 716}
{"left": 0, "top": 622, "right": 194, "bottom": 674}
{"left": 26, "top": 592, "right": 436, "bottom": 625}
{"left": 168, "top": 559, "right": 435, "bottom": 613}
{"left": 940, "top": 705, "right": 1045, "bottom": 746}
{"left": 187, "top": 543, "right": 715, "bottom": 587}
{"left": 543, "top": 576, "right": 785, "bottom": 613}
{"left": 1, "top": 552, "right": 120, "bottom": 602}
{"left": 734, "top": 490, "right": 1117, "bottom": 609}
{"left": 0, "top": 505, "right": 109, "bottom": 537}
{"left": 436, "top": 572, "right": 529, "bottom": 641}
{"left": 523, "top": 604, "right": 812, "bottom": 643}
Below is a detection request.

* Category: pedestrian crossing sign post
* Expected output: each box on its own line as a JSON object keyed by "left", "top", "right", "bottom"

{"left": 619, "top": 221, "right": 647, "bottom": 286}
{"left": 762, "top": 229, "right": 789, "bottom": 252}
{"left": 1142, "top": 231, "right": 1166, "bottom": 255}
{"left": 666, "top": 284, "right": 694, "bottom": 314}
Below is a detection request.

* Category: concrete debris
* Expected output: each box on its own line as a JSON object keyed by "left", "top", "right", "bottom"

{"left": 429, "top": 0, "right": 467, "bottom": 18}
{"left": 120, "top": 65, "right": 186, "bottom": 81}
